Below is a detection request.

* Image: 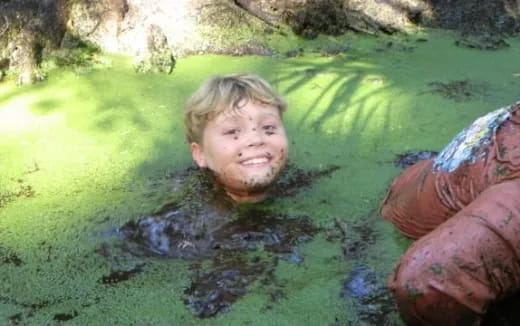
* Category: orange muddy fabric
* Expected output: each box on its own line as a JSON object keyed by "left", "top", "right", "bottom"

{"left": 389, "top": 180, "right": 520, "bottom": 325}
{"left": 381, "top": 102, "right": 520, "bottom": 325}
{"left": 382, "top": 103, "right": 520, "bottom": 239}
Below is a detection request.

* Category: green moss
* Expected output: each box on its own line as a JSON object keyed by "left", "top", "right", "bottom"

{"left": 1, "top": 29, "right": 520, "bottom": 325}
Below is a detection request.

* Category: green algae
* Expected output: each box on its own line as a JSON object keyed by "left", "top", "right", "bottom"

{"left": 1, "top": 28, "right": 520, "bottom": 325}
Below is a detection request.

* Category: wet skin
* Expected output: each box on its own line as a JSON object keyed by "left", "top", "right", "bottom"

{"left": 190, "top": 101, "right": 288, "bottom": 203}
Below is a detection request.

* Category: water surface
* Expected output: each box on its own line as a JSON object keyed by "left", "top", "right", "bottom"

{"left": 1, "top": 29, "right": 520, "bottom": 325}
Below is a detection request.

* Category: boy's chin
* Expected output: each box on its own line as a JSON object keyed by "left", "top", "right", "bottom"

{"left": 213, "top": 168, "right": 285, "bottom": 200}
{"left": 231, "top": 179, "right": 272, "bottom": 193}
{"left": 226, "top": 184, "right": 271, "bottom": 203}
{"left": 221, "top": 176, "right": 276, "bottom": 197}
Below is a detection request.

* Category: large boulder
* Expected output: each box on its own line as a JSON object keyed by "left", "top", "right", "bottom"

{"left": 67, "top": 0, "right": 197, "bottom": 71}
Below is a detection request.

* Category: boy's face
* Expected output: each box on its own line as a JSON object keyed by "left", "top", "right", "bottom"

{"left": 190, "top": 100, "right": 288, "bottom": 203}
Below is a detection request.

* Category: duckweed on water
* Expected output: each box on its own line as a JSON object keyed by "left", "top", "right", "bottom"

{"left": 2, "top": 29, "right": 520, "bottom": 325}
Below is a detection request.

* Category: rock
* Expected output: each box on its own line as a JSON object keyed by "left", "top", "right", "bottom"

{"left": 134, "top": 25, "right": 175, "bottom": 74}
{"left": 69, "top": 0, "right": 199, "bottom": 57}
{"left": 67, "top": 0, "right": 128, "bottom": 53}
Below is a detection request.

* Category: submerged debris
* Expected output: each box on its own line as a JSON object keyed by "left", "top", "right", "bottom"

{"left": 0, "top": 180, "right": 35, "bottom": 209}
{"left": 183, "top": 253, "right": 268, "bottom": 318}
{"left": 53, "top": 311, "right": 78, "bottom": 322}
{"left": 98, "top": 265, "right": 143, "bottom": 285}
{"left": 341, "top": 266, "right": 397, "bottom": 325}
{"left": 0, "top": 247, "right": 24, "bottom": 266}
{"left": 427, "top": 79, "right": 490, "bottom": 102}
{"left": 8, "top": 313, "right": 23, "bottom": 325}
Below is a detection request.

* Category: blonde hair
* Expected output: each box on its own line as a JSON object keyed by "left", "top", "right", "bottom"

{"left": 184, "top": 73, "right": 287, "bottom": 144}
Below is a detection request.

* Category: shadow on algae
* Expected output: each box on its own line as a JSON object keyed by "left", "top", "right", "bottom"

{"left": 1, "top": 28, "right": 520, "bottom": 325}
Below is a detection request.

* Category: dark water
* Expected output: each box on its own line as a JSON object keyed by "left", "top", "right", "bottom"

{"left": 112, "top": 163, "right": 335, "bottom": 318}
{"left": 330, "top": 215, "right": 399, "bottom": 325}
{"left": 179, "top": 209, "right": 319, "bottom": 318}
{"left": 341, "top": 266, "right": 397, "bottom": 326}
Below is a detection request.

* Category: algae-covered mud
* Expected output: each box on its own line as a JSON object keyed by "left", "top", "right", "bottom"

{"left": 2, "top": 29, "right": 520, "bottom": 325}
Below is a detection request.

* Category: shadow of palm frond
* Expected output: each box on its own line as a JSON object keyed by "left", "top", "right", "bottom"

{"left": 273, "top": 57, "right": 392, "bottom": 142}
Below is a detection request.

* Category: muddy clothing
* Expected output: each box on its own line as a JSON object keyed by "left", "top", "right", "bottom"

{"left": 381, "top": 102, "right": 520, "bottom": 325}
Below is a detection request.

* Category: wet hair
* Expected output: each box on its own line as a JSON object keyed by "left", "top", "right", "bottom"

{"left": 184, "top": 73, "right": 287, "bottom": 144}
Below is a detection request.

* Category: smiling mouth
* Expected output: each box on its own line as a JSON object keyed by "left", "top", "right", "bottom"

{"left": 240, "top": 156, "right": 272, "bottom": 166}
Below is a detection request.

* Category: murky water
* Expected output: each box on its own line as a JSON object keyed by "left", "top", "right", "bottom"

{"left": 2, "top": 29, "right": 520, "bottom": 325}
{"left": 113, "top": 164, "right": 331, "bottom": 318}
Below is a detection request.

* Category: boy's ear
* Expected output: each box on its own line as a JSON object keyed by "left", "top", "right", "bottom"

{"left": 190, "top": 142, "right": 207, "bottom": 168}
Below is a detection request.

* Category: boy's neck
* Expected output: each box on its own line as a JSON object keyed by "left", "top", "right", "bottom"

{"left": 203, "top": 169, "right": 268, "bottom": 203}
{"left": 225, "top": 189, "right": 267, "bottom": 203}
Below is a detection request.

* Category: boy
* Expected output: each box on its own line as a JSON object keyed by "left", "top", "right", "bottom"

{"left": 121, "top": 73, "right": 290, "bottom": 258}
{"left": 381, "top": 101, "right": 520, "bottom": 325}
{"left": 185, "top": 73, "right": 289, "bottom": 203}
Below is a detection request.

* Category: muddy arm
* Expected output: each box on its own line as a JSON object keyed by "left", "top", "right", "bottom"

{"left": 389, "top": 179, "right": 520, "bottom": 325}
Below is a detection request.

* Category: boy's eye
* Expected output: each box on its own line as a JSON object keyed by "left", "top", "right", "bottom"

{"left": 223, "top": 128, "right": 239, "bottom": 135}
{"left": 263, "top": 125, "right": 276, "bottom": 134}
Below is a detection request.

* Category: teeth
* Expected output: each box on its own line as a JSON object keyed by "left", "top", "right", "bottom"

{"left": 243, "top": 157, "right": 268, "bottom": 165}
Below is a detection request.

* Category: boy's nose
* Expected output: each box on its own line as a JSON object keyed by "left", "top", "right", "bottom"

{"left": 246, "top": 129, "right": 264, "bottom": 147}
